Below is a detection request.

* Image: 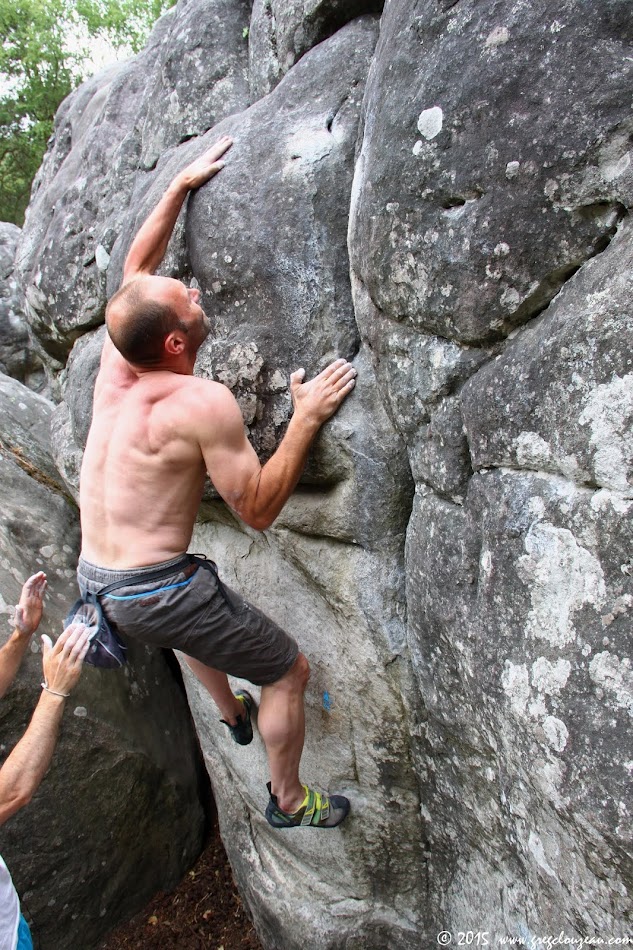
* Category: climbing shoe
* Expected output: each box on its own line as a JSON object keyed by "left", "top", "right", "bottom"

{"left": 265, "top": 782, "right": 350, "bottom": 828}
{"left": 220, "top": 690, "right": 254, "bottom": 745}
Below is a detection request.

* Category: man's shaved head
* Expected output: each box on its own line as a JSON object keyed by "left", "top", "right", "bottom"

{"left": 106, "top": 278, "right": 187, "bottom": 367}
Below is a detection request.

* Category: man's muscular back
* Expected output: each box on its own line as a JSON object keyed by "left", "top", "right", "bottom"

{"left": 80, "top": 338, "right": 218, "bottom": 569}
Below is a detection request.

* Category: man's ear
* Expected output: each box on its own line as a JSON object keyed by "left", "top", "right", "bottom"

{"left": 164, "top": 330, "right": 186, "bottom": 356}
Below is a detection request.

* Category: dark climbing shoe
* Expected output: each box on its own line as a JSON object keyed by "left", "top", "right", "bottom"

{"left": 220, "top": 690, "right": 254, "bottom": 745}
{"left": 265, "top": 782, "right": 350, "bottom": 828}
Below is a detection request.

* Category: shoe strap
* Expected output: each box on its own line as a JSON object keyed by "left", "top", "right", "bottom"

{"left": 300, "top": 786, "right": 330, "bottom": 826}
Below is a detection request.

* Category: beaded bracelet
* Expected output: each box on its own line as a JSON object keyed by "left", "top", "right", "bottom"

{"left": 41, "top": 682, "right": 70, "bottom": 699}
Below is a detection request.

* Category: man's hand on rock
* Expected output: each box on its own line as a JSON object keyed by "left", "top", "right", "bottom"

{"left": 13, "top": 572, "right": 47, "bottom": 640}
{"left": 290, "top": 359, "right": 357, "bottom": 428}
{"left": 178, "top": 135, "right": 233, "bottom": 191}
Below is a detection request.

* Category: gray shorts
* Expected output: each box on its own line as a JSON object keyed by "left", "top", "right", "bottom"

{"left": 76, "top": 554, "right": 299, "bottom": 686}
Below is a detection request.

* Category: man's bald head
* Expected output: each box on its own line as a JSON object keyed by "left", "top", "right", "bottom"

{"left": 105, "top": 277, "right": 186, "bottom": 367}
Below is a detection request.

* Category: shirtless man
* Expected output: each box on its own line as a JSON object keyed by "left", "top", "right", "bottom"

{"left": 77, "top": 135, "right": 357, "bottom": 829}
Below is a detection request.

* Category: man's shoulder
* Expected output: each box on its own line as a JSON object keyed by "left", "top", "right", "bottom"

{"left": 177, "top": 375, "right": 233, "bottom": 405}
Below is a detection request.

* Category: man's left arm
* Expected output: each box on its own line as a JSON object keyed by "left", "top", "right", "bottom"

{"left": 0, "top": 572, "right": 47, "bottom": 700}
{"left": 122, "top": 135, "right": 233, "bottom": 284}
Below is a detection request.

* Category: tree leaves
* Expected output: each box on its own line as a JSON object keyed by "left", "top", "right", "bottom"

{"left": 0, "top": 0, "right": 171, "bottom": 224}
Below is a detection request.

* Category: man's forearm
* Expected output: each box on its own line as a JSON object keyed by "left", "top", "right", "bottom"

{"left": 123, "top": 177, "right": 190, "bottom": 280}
{"left": 0, "top": 631, "right": 32, "bottom": 700}
{"left": 122, "top": 136, "right": 232, "bottom": 282}
{"left": 0, "top": 691, "right": 65, "bottom": 825}
{"left": 240, "top": 413, "right": 321, "bottom": 531}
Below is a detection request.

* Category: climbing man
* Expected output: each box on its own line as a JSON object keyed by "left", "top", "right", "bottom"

{"left": 77, "top": 135, "right": 356, "bottom": 828}
{"left": 0, "top": 572, "right": 90, "bottom": 949}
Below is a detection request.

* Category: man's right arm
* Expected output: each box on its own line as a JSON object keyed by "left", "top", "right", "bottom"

{"left": 199, "top": 359, "right": 357, "bottom": 531}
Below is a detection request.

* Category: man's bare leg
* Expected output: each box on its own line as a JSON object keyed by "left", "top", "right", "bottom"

{"left": 184, "top": 656, "right": 245, "bottom": 726}
{"left": 257, "top": 653, "right": 310, "bottom": 814}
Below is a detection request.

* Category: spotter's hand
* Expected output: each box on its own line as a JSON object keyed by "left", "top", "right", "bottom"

{"left": 13, "top": 572, "right": 47, "bottom": 639}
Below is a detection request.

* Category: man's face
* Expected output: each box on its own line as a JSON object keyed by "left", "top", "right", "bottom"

{"left": 153, "top": 277, "right": 211, "bottom": 355}
{"left": 179, "top": 284, "right": 211, "bottom": 351}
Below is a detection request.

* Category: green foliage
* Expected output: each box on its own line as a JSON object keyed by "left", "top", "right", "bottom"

{"left": 0, "top": 0, "right": 172, "bottom": 225}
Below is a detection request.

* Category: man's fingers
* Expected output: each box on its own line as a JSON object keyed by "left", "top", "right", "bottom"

{"left": 41, "top": 634, "right": 52, "bottom": 657}
{"left": 323, "top": 361, "right": 357, "bottom": 390}
{"left": 205, "top": 136, "right": 233, "bottom": 163}
{"left": 290, "top": 368, "right": 306, "bottom": 386}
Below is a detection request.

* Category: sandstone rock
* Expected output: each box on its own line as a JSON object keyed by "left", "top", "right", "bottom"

{"left": 406, "top": 471, "right": 632, "bottom": 934}
{"left": 349, "top": 0, "right": 633, "bottom": 344}
{"left": 14, "top": 0, "right": 633, "bottom": 945}
{"left": 0, "top": 224, "right": 43, "bottom": 388}
{"left": 248, "top": 0, "right": 383, "bottom": 99}
{"left": 0, "top": 374, "right": 205, "bottom": 950}
{"left": 462, "top": 219, "right": 633, "bottom": 496}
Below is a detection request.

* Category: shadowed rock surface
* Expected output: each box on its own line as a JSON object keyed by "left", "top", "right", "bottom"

{"left": 2, "top": 0, "right": 631, "bottom": 946}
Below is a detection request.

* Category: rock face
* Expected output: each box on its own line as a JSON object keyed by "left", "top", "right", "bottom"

{"left": 6, "top": 0, "right": 632, "bottom": 946}
{"left": 0, "top": 224, "right": 43, "bottom": 388}
{"left": 0, "top": 374, "right": 206, "bottom": 950}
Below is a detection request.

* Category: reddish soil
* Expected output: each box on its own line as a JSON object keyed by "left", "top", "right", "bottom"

{"left": 99, "top": 817, "right": 262, "bottom": 950}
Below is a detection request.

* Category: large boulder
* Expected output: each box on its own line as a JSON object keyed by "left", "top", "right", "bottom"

{"left": 12, "top": 0, "right": 633, "bottom": 945}
{"left": 0, "top": 374, "right": 206, "bottom": 950}
{"left": 349, "top": 0, "right": 633, "bottom": 939}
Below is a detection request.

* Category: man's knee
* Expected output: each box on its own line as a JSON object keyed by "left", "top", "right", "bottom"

{"left": 281, "top": 651, "right": 310, "bottom": 690}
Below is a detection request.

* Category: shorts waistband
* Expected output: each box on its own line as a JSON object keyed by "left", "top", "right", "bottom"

{"left": 77, "top": 553, "right": 190, "bottom": 586}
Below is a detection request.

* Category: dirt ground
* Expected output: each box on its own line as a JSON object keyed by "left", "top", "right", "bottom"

{"left": 99, "top": 816, "right": 262, "bottom": 950}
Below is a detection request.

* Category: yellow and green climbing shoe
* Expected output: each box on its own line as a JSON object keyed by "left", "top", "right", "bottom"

{"left": 265, "top": 782, "right": 350, "bottom": 828}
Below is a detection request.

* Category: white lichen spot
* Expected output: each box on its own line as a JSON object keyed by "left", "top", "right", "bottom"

{"left": 502, "top": 661, "right": 530, "bottom": 715}
{"left": 506, "top": 161, "right": 520, "bottom": 179}
{"left": 494, "top": 242, "right": 510, "bottom": 256}
{"left": 602, "top": 151, "right": 631, "bottom": 183}
{"left": 518, "top": 523, "right": 607, "bottom": 647}
{"left": 412, "top": 140, "right": 423, "bottom": 156}
{"left": 440, "top": 284, "right": 453, "bottom": 297}
{"left": 544, "top": 179, "right": 559, "bottom": 199}
{"left": 500, "top": 286, "right": 520, "bottom": 309}
{"left": 224, "top": 255, "right": 233, "bottom": 264}
{"left": 529, "top": 696, "right": 548, "bottom": 719}
{"left": 589, "top": 652, "right": 633, "bottom": 716}
{"left": 417, "top": 106, "right": 443, "bottom": 141}
{"left": 211, "top": 281, "right": 222, "bottom": 294}
{"left": 515, "top": 432, "right": 552, "bottom": 468}
{"left": 550, "top": 20, "right": 564, "bottom": 32}
{"left": 73, "top": 706, "right": 88, "bottom": 718}
{"left": 532, "top": 657, "right": 572, "bottom": 695}
{"left": 528, "top": 831, "right": 557, "bottom": 877}
{"left": 486, "top": 26, "right": 510, "bottom": 46}
{"left": 542, "top": 715, "right": 569, "bottom": 752}
{"left": 39, "top": 545, "right": 55, "bottom": 559}
{"left": 578, "top": 374, "right": 633, "bottom": 495}
{"left": 591, "top": 490, "right": 632, "bottom": 516}
{"left": 95, "top": 245, "right": 110, "bottom": 272}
